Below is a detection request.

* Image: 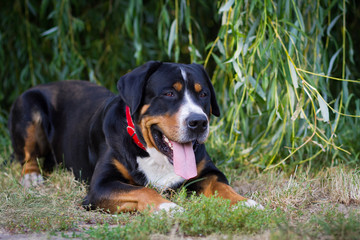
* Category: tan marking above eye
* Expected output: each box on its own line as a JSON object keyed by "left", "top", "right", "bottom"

{"left": 173, "top": 82, "right": 183, "bottom": 92}
{"left": 194, "top": 83, "right": 202, "bottom": 93}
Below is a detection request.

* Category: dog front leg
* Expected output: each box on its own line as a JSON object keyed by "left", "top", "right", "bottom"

{"left": 84, "top": 183, "right": 180, "bottom": 213}
{"left": 191, "top": 174, "right": 264, "bottom": 209}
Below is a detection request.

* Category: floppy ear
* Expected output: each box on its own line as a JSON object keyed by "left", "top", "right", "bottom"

{"left": 117, "top": 61, "right": 162, "bottom": 113}
{"left": 192, "top": 63, "right": 220, "bottom": 117}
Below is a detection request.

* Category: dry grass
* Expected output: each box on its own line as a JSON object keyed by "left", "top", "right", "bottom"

{"left": 230, "top": 165, "right": 360, "bottom": 218}
{"left": 320, "top": 167, "right": 360, "bottom": 205}
{"left": 0, "top": 163, "right": 123, "bottom": 234}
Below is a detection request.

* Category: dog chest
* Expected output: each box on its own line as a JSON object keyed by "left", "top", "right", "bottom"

{"left": 136, "top": 148, "right": 185, "bottom": 189}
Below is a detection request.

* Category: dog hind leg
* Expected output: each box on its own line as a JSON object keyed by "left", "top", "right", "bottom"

{"left": 20, "top": 113, "right": 45, "bottom": 187}
{"left": 9, "top": 91, "right": 53, "bottom": 187}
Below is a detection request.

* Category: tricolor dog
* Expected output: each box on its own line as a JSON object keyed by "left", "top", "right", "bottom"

{"left": 9, "top": 61, "right": 263, "bottom": 212}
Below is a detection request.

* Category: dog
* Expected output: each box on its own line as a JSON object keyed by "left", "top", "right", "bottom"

{"left": 8, "top": 61, "right": 263, "bottom": 213}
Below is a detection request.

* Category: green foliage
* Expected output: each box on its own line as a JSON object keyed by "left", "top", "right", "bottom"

{"left": 1, "top": 0, "right": 360, "bottom": 170}
{"left": 0, "top": 0, "right": 218, "bottom": 109}
{"left": 205, "top": 0, "right": 360, "bottom": 170}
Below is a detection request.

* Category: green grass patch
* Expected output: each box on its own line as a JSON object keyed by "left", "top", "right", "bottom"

{"left": 80, "top": 193, "right": 278, "bottom": 239}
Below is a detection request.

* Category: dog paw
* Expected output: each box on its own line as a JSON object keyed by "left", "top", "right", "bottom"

{"left": 243, "top": 199, "right": 264, "bottom": 210}
{"left": 233, "top": 199, "right": 264, "bottom": 210}
{"left": 21, "top": 172, "right": 44, "bottom": 188}
{"left": 157, "top": 202, "right": 184, "bottom": 213}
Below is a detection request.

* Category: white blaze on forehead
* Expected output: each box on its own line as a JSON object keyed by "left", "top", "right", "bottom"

{"left": 178, "top": 66, "right": 205, "bottom": 116}
{"left": 180, "top": 66, "right": 187, "bottom": 81}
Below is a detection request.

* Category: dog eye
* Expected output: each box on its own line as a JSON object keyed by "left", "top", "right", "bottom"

{"left": 199, "top": 92, "right": 207, "bottom": 98}
{"left": 164, "top": 91, "right": 175, "bottom": 97}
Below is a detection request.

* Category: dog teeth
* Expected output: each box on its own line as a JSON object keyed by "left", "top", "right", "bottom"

{"left": 163, "top": 135, "right": 173, "bottom": 150}
{"left": 163, "top": 135, "right": 169, "bottom": 143}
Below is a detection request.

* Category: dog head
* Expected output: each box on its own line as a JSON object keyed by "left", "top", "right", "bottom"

{"left": 117, "top": 61, "right": 220, "bottom": 179}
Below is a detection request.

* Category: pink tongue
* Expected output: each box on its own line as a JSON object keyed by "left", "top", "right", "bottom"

{"left": 170, "top": 141, "right": 197, "bottom": 180}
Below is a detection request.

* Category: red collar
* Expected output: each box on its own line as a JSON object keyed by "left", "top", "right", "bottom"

{"left": 126, "top": 106, "right": 146, "bottom": 150}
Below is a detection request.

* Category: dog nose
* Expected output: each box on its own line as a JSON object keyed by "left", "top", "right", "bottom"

{"left": 186, "top": 114, "right": 208, "bottom": 133}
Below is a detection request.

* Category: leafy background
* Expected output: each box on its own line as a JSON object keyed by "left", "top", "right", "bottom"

{"left": 1, "top": 0, "right": 359, "bottom": 172}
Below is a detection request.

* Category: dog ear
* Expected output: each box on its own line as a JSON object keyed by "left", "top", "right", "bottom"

{"left": 192, "top": 63, "right": 220, "bottom": 117}
{"left": 117, "top": 61, "right": 162, "bottom": 113}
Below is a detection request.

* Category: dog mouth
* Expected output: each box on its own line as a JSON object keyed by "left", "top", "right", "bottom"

{"left": 151, "top": 126, "right": 199, "bottom": 180}
{"left": 152, "top": 127, "right": 174, "bottom": 162}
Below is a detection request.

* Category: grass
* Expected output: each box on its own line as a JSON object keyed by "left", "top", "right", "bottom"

{"left": 0, "top": 163, "right": 118, "bottom": 234}
{"left": 1, "top": 145, "right": 359, "bottom": 239}
{"left": 272, "top": 210, "right": 360, "bottom": 240}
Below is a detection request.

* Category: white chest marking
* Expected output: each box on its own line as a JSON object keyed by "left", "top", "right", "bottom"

{"left": 137, "top": 148, "right": 184, "bottom": 189}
